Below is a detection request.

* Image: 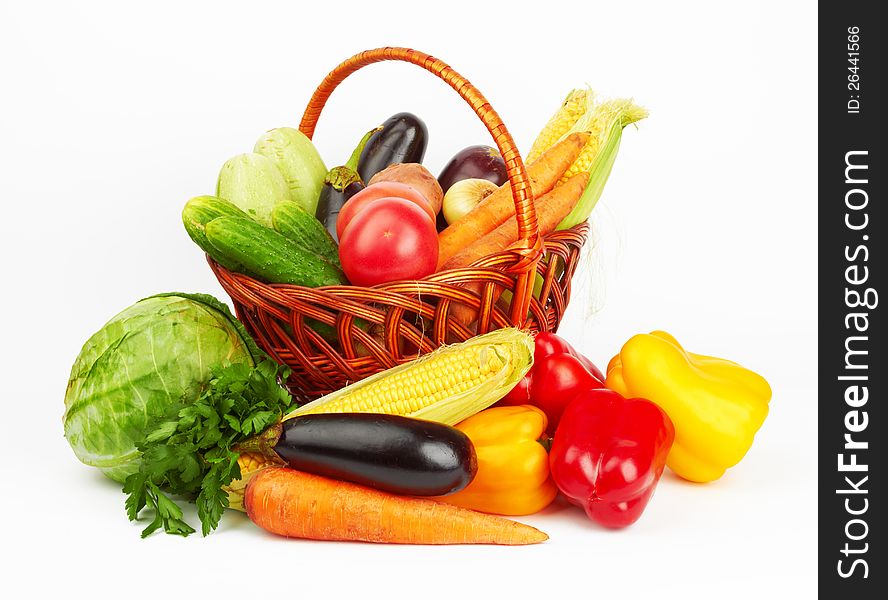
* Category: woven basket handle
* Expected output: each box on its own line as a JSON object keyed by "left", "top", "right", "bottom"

{"left": 299, "top": 47, "right": 540, "bottom": 256}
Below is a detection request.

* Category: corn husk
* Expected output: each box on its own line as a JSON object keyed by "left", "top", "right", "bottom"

{"left": 528, "top": 89, "right": 647, "bottom": 229}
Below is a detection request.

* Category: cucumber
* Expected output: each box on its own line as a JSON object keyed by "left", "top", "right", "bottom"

{"left": 205, "top": 216, "right": 347, "bottom": 287}
{"left": 271, "top": 201, "right": 341, "bottom": 267}
{"left": 182, "top": 195, "right": 252, "bottom": 271}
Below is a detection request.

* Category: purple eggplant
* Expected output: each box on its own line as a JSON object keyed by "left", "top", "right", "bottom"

{"left": 270, "top": 413, "right": 477, "bottom": 496}
{"left": 438, "top": 145, "right": 508, "bottom": 193}
{"left": 357, "top": 112, "right": 428, "bottom": 183}
{"left": 436, "top": 145, "right": 508, "bottom": 231}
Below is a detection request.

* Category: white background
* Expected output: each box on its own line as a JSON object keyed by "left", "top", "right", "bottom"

{"left": 1, "top": 1, "right": 817, "bottom": 598}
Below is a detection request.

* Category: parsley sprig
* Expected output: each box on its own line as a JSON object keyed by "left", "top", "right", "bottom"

{"left": 124, "top": 359, "right": 292, "bottom": 537}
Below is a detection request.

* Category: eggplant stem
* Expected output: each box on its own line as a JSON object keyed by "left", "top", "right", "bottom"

{"left": 323, "top": 126, "right": 381, "bottom": 191}
{"left": 233, "top": 421, "right": 284, "bottom": 460}
{"left": 324, "top": 165, "right": 363, "bottom": 192}
{"left": 346, "top": 126, "right": 383, "bottom": 172}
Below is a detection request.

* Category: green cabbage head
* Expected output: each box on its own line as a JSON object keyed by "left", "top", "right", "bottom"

{"left": 63, "top": 293, "right": 260, "bottom": 482}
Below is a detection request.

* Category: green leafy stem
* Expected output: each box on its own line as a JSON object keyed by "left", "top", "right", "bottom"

{"left": 123, "top": 359, "right": 293, "bottom": 537}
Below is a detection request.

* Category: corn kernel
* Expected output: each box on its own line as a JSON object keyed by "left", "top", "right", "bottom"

{"left": 527, "top": 88, "right": 595, "bottom": 163}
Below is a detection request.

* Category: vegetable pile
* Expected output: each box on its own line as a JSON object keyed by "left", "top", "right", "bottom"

{"left": 181, "top": 94, "right": 646, "bottom": 295}
{"left": 63, "top": 83, "right": 773, "bottom": 544}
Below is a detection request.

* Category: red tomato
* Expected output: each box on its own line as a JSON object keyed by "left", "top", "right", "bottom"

{"left": 339, "top": 197, "right": 438, "bottom": 286}
{"left": 336, "top": 182, "right": 435, "bottom": 239}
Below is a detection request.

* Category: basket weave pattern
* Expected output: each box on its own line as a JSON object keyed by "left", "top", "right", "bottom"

{"left": 210, "top": 48, "right": 589, "bottom": 400}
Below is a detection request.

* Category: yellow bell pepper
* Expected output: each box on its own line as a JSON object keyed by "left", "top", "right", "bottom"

{"left": 606, "top": 331, "right": 771, "bottom": 483}
{"left": 436, "top": 405, "right": 557, "bottom": 515}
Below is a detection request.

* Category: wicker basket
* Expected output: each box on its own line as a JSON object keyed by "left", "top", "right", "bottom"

{"left": 210, "top": 47, "right": 589, "bottom": 400}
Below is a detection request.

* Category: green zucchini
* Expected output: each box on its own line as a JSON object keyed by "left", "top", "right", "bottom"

{"left": 205, "top": 216, "right": 347, "bottom": 287}
{"left": 254, "top": 127, "right": 327, "bottom": 216}
{"left": 182, "top": 195, "right": 252, "bottom": 271}
{"left": 216, "top": 153, "right": 290, "bottom": 227}
{"left": 271, "top": 202, "right": 341, "bottom": 267}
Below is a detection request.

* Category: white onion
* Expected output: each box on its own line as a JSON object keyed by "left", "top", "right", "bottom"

{"left": 442, "top": 178, "right": 499, "bottom": 225}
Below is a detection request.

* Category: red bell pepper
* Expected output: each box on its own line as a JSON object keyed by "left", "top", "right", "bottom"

{"left": 549, "top": 389, "right": 675, "bottom": 528}
{"left": 499, "top": 332, "right": 605, "bottom": 433}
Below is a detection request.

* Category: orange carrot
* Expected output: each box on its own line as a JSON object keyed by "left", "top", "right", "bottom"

{"left": 443, "top": 172, "right": 590, "bottom": 326}
{"left": 443, "top": 171, "right": 590, "bottom": 272}
{"left": 437, "top": 132, "right": 590, "bottom": 268}
{"left": 245, "top": 467, "right": 548, "bottom": 545}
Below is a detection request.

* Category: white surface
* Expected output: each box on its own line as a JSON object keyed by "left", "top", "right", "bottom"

{"left": 1, "top": 1, "right": 817, "bottom": 597}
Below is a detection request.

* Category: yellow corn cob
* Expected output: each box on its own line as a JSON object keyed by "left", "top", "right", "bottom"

{"left": 556, "top": 98, "right": 648, "bottom": 184}
{"left": 225, "top": 452, "right": 283, "bottom": 512}
{"left": 237, "top": 452, "right": 276, "bottom": 473}
{"left": 297, "top": 344, "right": 502, "bottom": 415}
{"left": 526, "top": 88, "right": 595, "bottom": 164}
{"left": 283, "top": 328, "right": 534, "bottom": 426}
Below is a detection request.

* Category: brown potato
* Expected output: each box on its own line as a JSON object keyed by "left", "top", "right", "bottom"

{"left": 369, "top": 163, "right": 444, "bottom": 214}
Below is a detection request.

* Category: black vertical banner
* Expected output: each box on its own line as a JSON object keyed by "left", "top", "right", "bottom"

{"left": 819, "top": 1, "right": 884, "bottom": 596}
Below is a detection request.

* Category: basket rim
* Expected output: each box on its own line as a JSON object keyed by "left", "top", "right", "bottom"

{"left": 207, "top": 221, "right": 589, "bottom": 296}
